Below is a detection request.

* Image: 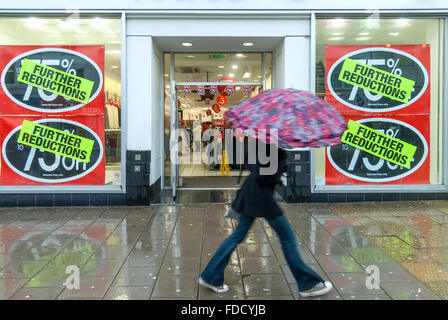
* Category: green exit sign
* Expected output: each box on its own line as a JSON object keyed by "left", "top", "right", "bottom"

{"left": 209, "top": 54, "right": 227, "bottom": 59}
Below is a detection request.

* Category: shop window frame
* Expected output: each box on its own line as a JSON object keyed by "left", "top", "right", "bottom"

{"left": 310, "top": 11, "right": 448, "bottom": 194}
{"left": 0, "top": 11, "right": 127, "bottom": 194}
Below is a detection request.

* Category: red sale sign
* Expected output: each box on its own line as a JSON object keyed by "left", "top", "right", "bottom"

{"left": 0, "top": 115, "right": 105, "bottom": 185}
{"left": 216, "top": 96, "right": 227, "bottom": 106}
{"left": 325, "top": 45, "right": 430, "bottom": 116}
{"left": 0, "top": 45, "right": 105, "bottom": 116}
{"left": 325, "top": 115, "right": 430, "bottom": 185}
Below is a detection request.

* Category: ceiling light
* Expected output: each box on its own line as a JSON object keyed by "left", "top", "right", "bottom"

{"left": 242, "top": 42, "right": 254, "bottom": 47}
{"left": 229, "top": 73, "right": 234, "bottom": 77}
{"left": 182, "top": 42, "right": 193, "bottom": 47}
{"left": 217, "top": 66, "right": 225, "bottom": 68}
{"left": 232, "top": 65, "right": 238, "bottom": 69}
{"left": 331, "top": 32, "right": 341, "bottom": 36}
{"left": 242, "top": 72, "right": 251, "bottom": 78}
{"left": 164, "top": 74, "right": 169, "bottom": 77}
{"left": 330, "top": 18, "right": 345, "bottom": 28}
{"left": 355, "top": 37, "right": 371, "bottom": 41}
{"left": 106, "top": 50, "right": 121, "bottom": 55}
{"left": 111, "top": 66, "right": 119, "bottom": 69}
{"left": 236, "top": 53, "right": 246, "bottom": 57}
{"left": 217, "top": 74, "right": 223, "bottom": 77}
{"left": 359, "top": 32, "right": 369, "bottom": 36}
{"left": 389, "top": 32, "right": 400, "bottom": 36}
{"left": 329, "top": 37, "right": 344, "bottom": 41}
{"left": 91, "top": 17, "right": 109, "bottom": 29}
{"left": 396, "top": 18, "right": 409, "bottom": 27}
{"left": 26, "top": 18, "right": 44, "bottom": 28}
{"left": 186, "top": 55, "right": 195, "bottom": 58}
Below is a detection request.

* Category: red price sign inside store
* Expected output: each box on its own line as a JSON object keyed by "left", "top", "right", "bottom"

{"left": 0, "top": 45, "right": 105, "bottom": 116}
{"left": 212, "top": 103, "right": 221, "bottom": 113}
{"left": 216, "top": 96, "right": 227, "bottom": 106}
{"left": 213, "top": 119, "right": 225, "bottom": 127}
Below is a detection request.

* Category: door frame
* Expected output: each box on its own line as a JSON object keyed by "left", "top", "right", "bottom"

{"left": 164, "top": 52, "right": 268, "bottom": 193}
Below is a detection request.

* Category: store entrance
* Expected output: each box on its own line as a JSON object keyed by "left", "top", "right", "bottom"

{"left": 164, "top": 53, "right": 272, "bottom": 194}
{"left": 173, "top": 82, "right": 263, "bottom": 190}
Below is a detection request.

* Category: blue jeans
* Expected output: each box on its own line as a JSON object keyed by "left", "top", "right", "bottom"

{"left": 200, "top": 214, "right": 324, "bottom": 291}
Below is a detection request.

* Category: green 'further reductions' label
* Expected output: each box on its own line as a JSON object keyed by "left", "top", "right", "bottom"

{"left": 17, "top": 120, "right": 94, "bottom": 163}
{"left": 341, "top": 120, "right": 417, "bottom": 169}
{"left": 17, "top": 59, "right": 94, "bottom": 104}
{"left": 338, "top": 58, "right": 415, "bottom": 103}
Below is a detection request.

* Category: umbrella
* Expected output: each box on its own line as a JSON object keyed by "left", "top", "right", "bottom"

{"left": 224, "top": 88, "right": 347, "bottom": 149}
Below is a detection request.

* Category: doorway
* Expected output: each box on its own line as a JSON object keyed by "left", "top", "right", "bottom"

{"left": 163, "top": 52, "right": 272, "bottom": 196}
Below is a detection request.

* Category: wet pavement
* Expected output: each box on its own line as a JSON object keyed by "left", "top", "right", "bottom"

{"left": 0, "top": 195, "right": 447, "bottom": 300}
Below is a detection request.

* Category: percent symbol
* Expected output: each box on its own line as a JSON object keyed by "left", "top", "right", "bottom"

{"left": 386, "top": 58, "right": 402, "bottom": 76}
{"left": 386, "top": 128, "right": 399, "bottom": 138}
{"left": 61, "top": 59, "right": 76, "bottom": 76}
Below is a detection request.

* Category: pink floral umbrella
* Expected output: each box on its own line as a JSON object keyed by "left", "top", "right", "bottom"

{"left": 224, "top": 88, "right": 347, "bottom": 149}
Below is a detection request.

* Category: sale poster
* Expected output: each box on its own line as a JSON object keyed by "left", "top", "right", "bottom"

{"left": 325, "top": 45, "right": 430, "bottom": 116}
{"left": 0, "top": 115, "right": 105, "bottom": 185}
{"left": 325, "top": 45, "right": 431, "bottom": 185}
{"left": 0, "top": 45, "right": 106, "bottom": 185}
{"left": 325, "top": 115, "right": 430, "bottom": 185}
{"left": 0, "top": 45, "right": 105, "bottom": 116}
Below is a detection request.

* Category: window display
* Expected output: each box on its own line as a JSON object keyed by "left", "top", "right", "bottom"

{"left": 315, "top": 18, "right": 444, "bottom": 186}
{"left": 0, "top": 16, "right": 122, "bottom": 186}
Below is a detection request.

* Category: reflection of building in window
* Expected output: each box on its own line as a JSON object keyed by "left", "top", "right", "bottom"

{"left": 105, "top": 102, "right": 121, "bottom": 165}
{"left": 106, "top": 104, "right": 120, "bottom": 129}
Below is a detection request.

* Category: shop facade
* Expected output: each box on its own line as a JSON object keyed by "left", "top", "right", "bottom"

{"left": 0, "top": 1, "right": 448, "bottom": 206}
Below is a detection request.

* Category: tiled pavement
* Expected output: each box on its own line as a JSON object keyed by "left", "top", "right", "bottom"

{"left": 0, "top": 197, "right": 447, "bottom": 300}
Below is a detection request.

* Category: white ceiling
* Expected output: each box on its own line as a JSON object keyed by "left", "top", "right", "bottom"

{"left": 153, "top": 36, "right": 283, "bottom": 52}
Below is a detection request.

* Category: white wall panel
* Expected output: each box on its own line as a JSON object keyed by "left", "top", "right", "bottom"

{"left": 284, "top": 37, "right": 310, "bottom": 90}
{"left": 127, "top": 18, "right": 309, "bottom": 37}
{"left": 273, "top": 39, "right": 285, "bottom": 89}
{"left": 150, "top": 39, "right": 163, "bottom": 185}
{"left": 2, "top": 0, "right": 448, "bottom": 10}
{"left": 272, "top": 37, "right": 310, "bottom": 90}
{"left": 126, "top": 35, "right": 151, "bottom": 150}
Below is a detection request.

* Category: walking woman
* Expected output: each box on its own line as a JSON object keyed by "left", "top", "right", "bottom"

{"left": 199, "top": 142, "right": 333, "bottom": 298}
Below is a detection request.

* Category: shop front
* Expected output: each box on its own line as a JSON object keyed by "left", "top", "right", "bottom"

{"left": 0, "top": 2, "right": 447, "bottom": 206}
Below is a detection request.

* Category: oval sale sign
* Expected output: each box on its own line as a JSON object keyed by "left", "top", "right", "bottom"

{"left": 1, "top": 117, "right": 104, "bottom": 184}
{"left": 0, "top": 46, "right": 104, "bottom": 115}
{"left": 326, "top": 116, "right": 429, "bottom": 184}
{"left": 326, "top": 45, "right": 430, "bottom": 115}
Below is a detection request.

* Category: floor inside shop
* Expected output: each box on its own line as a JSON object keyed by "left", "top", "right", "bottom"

{"left": 0, "top": 198, "right": 447, "bottom": 300}
{"left": 164, "top": 161, "right": 250, "bottom": 189}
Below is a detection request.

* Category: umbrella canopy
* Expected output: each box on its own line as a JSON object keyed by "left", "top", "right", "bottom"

{"left": 224, "top": 88, "right": 347, "bottom": 149}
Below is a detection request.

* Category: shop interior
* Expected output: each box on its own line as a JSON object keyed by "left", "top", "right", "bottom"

{"left": 164, "top": 53, "right": 272, "bottom": 189}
